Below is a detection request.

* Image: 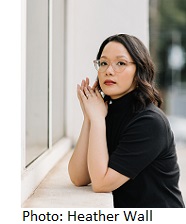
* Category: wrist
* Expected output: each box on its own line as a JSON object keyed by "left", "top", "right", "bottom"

{"left": 90, "top": 116, "right": 105, "bottom": 125}
{"left": 83, "top": 116, "right": 90, "bottom": 125}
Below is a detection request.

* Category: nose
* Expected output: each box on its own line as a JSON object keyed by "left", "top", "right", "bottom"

{"left": 105, "top": 64, "right": 114, "bottom": 76}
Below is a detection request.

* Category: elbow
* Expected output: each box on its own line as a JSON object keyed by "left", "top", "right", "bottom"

{"left": 71, "top": 178, "right": 85, "bottom": 187}
{"left": 68, "top": 168, "right": 90, "bottom": 187}
{"left": 68, "top": 164, "right": 83, "bottom": 187}
{"left": 92, "top": 187, "right": 103, "bottom": 193}
{"left": 68, "top": 171, "right": 86, "bottom": 187}
{"left": 69, "top": 173, "right": 88, "bottom": 187}
{"left": 92, "top": 184, "right": 111, "bottom": 193}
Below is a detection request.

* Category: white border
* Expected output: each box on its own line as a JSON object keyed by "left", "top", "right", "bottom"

{"left": 20, "top": 208, "right": 186, "bottom": 223}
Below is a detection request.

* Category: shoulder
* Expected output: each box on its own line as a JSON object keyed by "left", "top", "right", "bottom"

{"left": 128, "top": 103, "right": 170, "bottom": 133}
{"left": 121, "top": 103, "right": 172, "bottom": 150}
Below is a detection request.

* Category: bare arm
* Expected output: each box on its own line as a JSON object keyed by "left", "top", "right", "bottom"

{"left": 68, "top": 78, "right": 96, "bottom": 186}
{"left": 79, "top": 86, "right": 130, "bottom": 192}
{"left": 88, "top": 117, "right": 129, "bottom": 192}
{"left": 68, "top": 117, "right": 91, "bottom": 186}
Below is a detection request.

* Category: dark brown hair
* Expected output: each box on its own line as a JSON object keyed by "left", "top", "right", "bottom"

{"left": 96, "top": 34, "right": 162, "bottom": 111}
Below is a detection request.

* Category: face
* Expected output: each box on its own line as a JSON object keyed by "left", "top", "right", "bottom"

{"left": 98, "top": 41, "right": 136, "bottom": 99}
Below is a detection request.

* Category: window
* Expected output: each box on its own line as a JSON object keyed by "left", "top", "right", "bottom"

{"left": 25, "top": 0, "right": 65, "bottom": 167}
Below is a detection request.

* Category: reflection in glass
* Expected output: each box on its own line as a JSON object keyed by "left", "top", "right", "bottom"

{"left": 26, "top": 0, "right": 48, "bottom": 166}
{"left": 52, "top": 0, "right": 65, "bottom": 145}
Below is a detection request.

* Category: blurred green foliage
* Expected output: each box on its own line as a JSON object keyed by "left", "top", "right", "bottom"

{"left": 160, "top": 0, "right": 186, "bottom": 28}
{"left": 150, "top": 0, "right": 186, "bottom": 88}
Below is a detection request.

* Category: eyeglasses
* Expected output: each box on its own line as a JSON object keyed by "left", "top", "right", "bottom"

{"left": 93, "top": 59, "right": 135, "bottom": 73}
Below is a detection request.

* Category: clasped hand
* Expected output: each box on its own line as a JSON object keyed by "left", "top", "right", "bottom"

{"left": 77, "top": 78, "right": 108, "bottom": 121}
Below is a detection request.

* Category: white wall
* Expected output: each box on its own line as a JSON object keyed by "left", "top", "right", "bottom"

{"left": 65, "top": 0, "right": 149, "bottom": 143}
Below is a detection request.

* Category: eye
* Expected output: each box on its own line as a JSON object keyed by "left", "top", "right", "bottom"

{"left": 117, "top": 61, "right": 126, "bottom": 66}
{"left": 100, "top": 61, "right": 108, "bottom": 67}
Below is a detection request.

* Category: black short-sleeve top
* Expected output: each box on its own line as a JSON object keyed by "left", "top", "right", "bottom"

{"left": 106, "top": 90, "right": 185, "bottom": 208}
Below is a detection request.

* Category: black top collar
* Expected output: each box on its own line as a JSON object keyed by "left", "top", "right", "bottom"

{"left": 107, "top": 90, "right": 136, "bottom": 114}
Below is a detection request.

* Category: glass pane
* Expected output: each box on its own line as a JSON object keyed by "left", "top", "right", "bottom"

{"left": 52, "top": 0, "right": 65, "bottom": 144}
{"left": 26, "top": 0, "right": 48, "bottom": 166}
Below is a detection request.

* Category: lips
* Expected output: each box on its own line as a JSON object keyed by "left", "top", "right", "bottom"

{"left": 104, "top": 80, "right": 116, "bottom": 85}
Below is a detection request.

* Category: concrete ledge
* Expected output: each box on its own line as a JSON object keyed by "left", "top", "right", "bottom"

{"left": 22, "top": 149, "right": 113, "bottom": 208}
{"left": 21, "top": 138, "right": 72, "bottom": 205}
{"left": 22, "top": 146, "right": 185, "bottom": 207}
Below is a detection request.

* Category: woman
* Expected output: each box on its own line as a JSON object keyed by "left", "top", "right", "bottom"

{"left": 68, "top": 34, "right": 185, "bottom": 208}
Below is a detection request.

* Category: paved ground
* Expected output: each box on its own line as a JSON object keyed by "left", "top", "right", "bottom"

{"left": 176, "top": 144, "right": 186, "bottom": 204}
{"left": 168, "top": 116, "right": 186, "bottom": 204}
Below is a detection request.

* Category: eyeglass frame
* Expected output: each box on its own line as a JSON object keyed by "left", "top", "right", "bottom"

{"left": 93, "top": 59, "right": 135, "bottom": 73}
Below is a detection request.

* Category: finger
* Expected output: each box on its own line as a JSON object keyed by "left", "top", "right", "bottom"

{"left": 81, "top": 80, "right": 88, "bottom": 96}
{"left": 84, "top": 87, "right": 92, "bottom": 99}
{"left": 87, "top": 86, "right": 95, "bottom": 96}
{"left": 79, "top": 89, "right": 87, "bottom": 101}
{"left": 85, "top": 77, "right": 89, "bottom": 88}
{"left": 77, "top": 84, "right": 82, "bottom": 100}
{"left": 92, "top": 80, "right": 98, "bottom": 91}
{"left": 81, "top": 79, "right": 85, "bottom": 89}
{"left": 95, "top": 88, "right": 103, "bottom": 99}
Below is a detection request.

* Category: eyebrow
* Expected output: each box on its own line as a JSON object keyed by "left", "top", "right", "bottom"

{"left": 100, "top": 55, "right": 129, "bottom": 60}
